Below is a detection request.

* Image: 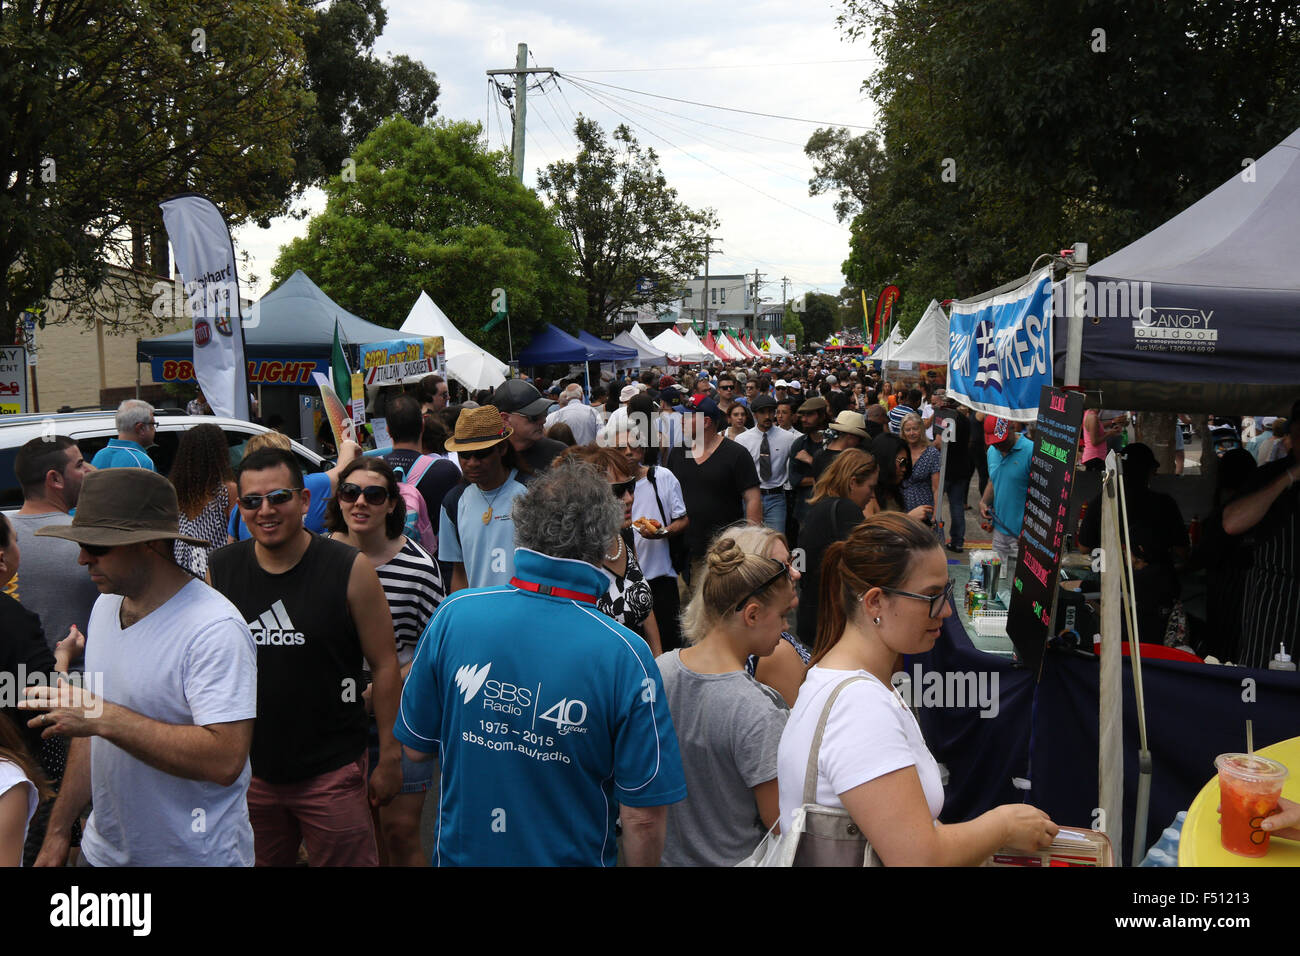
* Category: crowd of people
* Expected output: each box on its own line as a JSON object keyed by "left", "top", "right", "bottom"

{"left": 2, "top": 356, "right": 1297, "bottom": 868}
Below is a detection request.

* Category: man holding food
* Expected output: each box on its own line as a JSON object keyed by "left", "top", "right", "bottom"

{"left": 606, "top": 417, "right": 690, "bottom": 653}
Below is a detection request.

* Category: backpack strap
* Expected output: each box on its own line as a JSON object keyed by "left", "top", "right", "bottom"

{"left": 406, "top": 453, "right": 437, "bottom": 486}
{"left": 646, "top": 465, "right": 669, "bottom": 526}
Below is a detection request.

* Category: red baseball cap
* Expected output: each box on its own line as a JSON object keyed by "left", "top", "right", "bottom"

{"left": 984, "top": 416, "right": 1011, "bottom": 446}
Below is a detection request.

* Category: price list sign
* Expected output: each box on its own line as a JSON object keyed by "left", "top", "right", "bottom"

{"left": 1006, "top": 385, "right": 1084, "bottom": 674}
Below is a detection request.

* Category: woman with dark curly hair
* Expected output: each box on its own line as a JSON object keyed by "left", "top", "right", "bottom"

{"left": 324, "top": 456, "right": 443, "bottom": 866}
{"left": 169, "top": 423, "right": 238, "bottom": 576}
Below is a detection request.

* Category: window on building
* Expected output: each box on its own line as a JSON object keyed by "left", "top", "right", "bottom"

{"left": 720, "top": 286, "right": 726, "bottom": 304}
{"left": 711, "top": 287, "right": 717, "bottom": 304}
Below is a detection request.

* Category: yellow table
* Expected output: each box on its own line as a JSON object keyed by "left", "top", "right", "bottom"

{"left": 1180, "top": 736, "right": 1300, "bottom": 866}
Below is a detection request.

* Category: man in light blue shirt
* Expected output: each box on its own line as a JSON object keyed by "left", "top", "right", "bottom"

{"left": 438, "top": 405, "right": 527, "bottom": 592}
{"left": 90, "top": 399, "right": 157, "bottom": 471}
{"left": 980, "top": 415, "right": 1034, "bottom": 566}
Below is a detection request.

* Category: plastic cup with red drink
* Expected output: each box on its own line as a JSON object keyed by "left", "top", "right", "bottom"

{"left": 1215, "top": 753, "right": 1289, "bottom": 857}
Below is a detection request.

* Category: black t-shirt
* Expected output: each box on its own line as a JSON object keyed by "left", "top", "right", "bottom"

{"left": 208, "top": 535, "right": 366, "bottom": 784}
{"left": 796, "top": 496, "right": 864, "bottom": 648}
{"left": 386, "top": 450, "right": 462, "bottom": 523}
{"left": 666, "top": 438, "right": 760, "bottom": 555}
{"left": 517, "top": 437, "right": 568, "bottom": 483}
{"left": 934, "top": 409, "right": 973, "bottom": 480}
{"left": 0, "top": 592, "right": 55, "bottom": 766}
{"left": 1079, "top": 483, "right": 1188, "bottom": 566}
{"left": 810, "top": 447, "right": 843, "bottom": 484}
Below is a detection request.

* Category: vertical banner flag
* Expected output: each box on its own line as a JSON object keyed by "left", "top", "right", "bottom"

{"left": 873, "top": 284, "right": 900, "bottom": 348}
{"left": 159, "top": 194, "right": 250, "bottom": 420}
{"left": 312, "top": 372, "right": 356, "bottom": 450}
{"left": 947, "top": 266, "right": 1053, "bottom": 421}
{"left": 860, "top": 289, "right": 870, "bottom": 346}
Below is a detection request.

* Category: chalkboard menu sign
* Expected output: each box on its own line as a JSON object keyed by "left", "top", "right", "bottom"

{"left": 1006, "top": 386, "right": 1085, "bottom": 675}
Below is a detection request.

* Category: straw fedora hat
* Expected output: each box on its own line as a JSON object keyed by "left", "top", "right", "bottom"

{"left": 445, "top": 405, "right": 514, "bottom": 452}
{"left": 35, "top": 468, "right": 209, "bottom": 548}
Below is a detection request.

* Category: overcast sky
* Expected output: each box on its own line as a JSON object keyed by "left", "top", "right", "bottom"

{"left": 233, "top": 0, "right": 879, "bottom": 317}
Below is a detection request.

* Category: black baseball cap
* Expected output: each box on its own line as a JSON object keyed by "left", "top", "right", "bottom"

{"left": 751, "top": 394, "right": 778, "bottom": 412}
{"left": 492, "top": 379, "right": 552, "bottom": 417}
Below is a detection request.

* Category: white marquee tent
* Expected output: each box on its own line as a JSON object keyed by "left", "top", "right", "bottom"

{"left": 399, "top": 291, "right": 509, "bottom": 390}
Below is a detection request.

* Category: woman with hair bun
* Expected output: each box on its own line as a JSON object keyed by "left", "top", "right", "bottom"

{"left": 776, "top": 513, "right": 1058, "bottom": 865}
{"left": 657, "top": 531, "right": 796, "bottom": 866}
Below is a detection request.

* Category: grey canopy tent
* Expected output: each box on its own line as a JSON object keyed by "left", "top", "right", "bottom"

{"left": 1061, "top": 126, "right": 1300, "bottom": 414}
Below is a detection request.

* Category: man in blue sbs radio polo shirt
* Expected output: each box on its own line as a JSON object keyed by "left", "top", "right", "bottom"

{"left": 980, "top": 415, "right": 1034, "bottom": 567}
{"left": 90, "top": 400, "right": 157, "bottom": 471}
{"left": 397, "top": 456, "right": 686, "bottom": 866}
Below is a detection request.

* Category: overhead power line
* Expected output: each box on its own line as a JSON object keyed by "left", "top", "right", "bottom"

{"left": 565, "top": 58, "right": 875, "bottom": 74}
{"left": 555, "top": 73, "right": 872, "bottom": 130}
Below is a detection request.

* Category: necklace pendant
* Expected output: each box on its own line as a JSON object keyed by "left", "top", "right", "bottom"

{"left": 482, "top": 507, "right": 493, "bottom": 525}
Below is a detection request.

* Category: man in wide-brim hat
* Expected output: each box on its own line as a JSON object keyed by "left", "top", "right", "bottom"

{"left": 20, "top": 467, "right": 259, "bottom": 866}
{"left": 440, "top": 405, "right": 529, "bottom": 591}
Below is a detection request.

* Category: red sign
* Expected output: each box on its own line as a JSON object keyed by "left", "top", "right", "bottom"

{"left": 157, "top": 359, "right": 324, "bottom": 385}
{"left": 873, "top": 284, "right": 901, "bottom": 347}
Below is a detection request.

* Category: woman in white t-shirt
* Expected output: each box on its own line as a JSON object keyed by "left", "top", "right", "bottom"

{"left": 776, "top": 512, "right": 1058, "bottom": 865}
{"left": 0, "top": 715, "right": 48, "bottom": 866}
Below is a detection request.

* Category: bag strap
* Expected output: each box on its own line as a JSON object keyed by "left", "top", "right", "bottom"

{"left": 406, "top": 453, "right": 437, "bottom": 486}
{"left": 646, "top": 465, "right": 669, "bottom": 525}
{"left": 803, "top": 676, "right": 870, "bottom": 806}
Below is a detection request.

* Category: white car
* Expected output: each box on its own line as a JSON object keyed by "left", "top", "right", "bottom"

{"left": 0, "top": 410, "right": 328, "bottom": 510}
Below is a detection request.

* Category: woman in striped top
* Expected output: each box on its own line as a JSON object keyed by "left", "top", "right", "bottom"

{"left": 326, "top": 457, "right": 443, "bottom": 866}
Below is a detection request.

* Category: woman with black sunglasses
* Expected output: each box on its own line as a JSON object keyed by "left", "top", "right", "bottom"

{"left": 324, "top": 457, "right": 443, "bottom": 867}
{"left": 557, "top": 446, "right": 661, "bottom": 656}
{"left": 776, "top": 513, "right": 1057, "bottom": 865}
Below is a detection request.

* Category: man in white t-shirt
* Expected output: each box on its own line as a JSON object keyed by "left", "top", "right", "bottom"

{"left": 21, "top": 468, "right": 257, "bottom": 867}
{"left": 608, "top": 423, "right": 689, "bottom": 652}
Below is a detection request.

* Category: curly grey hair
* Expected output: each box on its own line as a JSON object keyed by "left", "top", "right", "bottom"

{"left": 116, "top": 399, "right": 155, "bottom": 433}
{"left": 513, "top": 456, "right": 622, "bottom": 565}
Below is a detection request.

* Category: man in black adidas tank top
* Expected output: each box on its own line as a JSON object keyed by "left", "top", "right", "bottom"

{"left": 208, "top": 448, "right": 403, "bottom": 866}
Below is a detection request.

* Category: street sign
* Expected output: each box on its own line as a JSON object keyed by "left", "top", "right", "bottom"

{"left": 0, "top": 347, "right": 28, "bottom": 414}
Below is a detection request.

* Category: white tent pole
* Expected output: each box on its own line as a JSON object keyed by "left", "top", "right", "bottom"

{"left": 1098, "top": 451, "right": 1124, "bottom": 858}
{"left": 1116, "top": 455, "right": 1153, "bottom": 865}
{"left": 1064, "top": 242, "right": 1088, "bottom": 387}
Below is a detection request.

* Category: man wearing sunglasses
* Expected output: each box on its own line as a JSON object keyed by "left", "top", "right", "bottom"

{"left": 439, "top": 406, "right": 529, "bottom": 592}
{"left": 207, "top": 448, "right": 404, "bottom": 866}
{"left": 23, "top": 468, "right": 258, "bottom": 866}
{"left": 492, "top": 379, "right": 566, "bottom": 484}
{"left": 89, "top": 399, "right": 157, "bottom": 472}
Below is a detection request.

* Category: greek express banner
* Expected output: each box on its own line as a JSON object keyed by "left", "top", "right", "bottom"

{"left": 948, "top": 266, "right": 1054, "bottom": 421}
{"left": 360, "top": 337, "right": 444, "bottom": 386}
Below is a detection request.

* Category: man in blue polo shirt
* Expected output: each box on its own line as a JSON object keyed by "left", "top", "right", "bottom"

{"left": 90, "top": 400, "right": 157, "bottom": 471}
{"left": 398, "top": 456, "right": 686, "bottom": 866}
{"left": 980, "top": 415, "right": 1034, "bottom": 567}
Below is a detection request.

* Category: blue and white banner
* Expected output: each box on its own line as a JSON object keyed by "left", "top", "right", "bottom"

{"left": 948, "top": 266, "right": 1053, "bottom": 421}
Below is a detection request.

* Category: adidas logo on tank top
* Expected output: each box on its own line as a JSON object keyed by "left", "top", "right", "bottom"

{"left": 247, "top": 599, "right": 306, "bottom": 646}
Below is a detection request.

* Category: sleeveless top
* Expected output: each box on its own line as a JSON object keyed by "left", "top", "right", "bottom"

{"left": 174, "top": 484, "right": 231, "bottom": 577}
{"left": 1081, "top": 409, "right": 1108, "bottom": 464}
{"left": 208, "top": 535, "right": 365, "bottom": 784}
{"left": 597, "top": 528, "right": 655, "bottom": 633}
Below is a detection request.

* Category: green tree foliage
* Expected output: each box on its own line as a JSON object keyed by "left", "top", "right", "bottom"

{"left": 273, "top": 117, "right": 579, "bottom": 357}
{"left": 538, "top": 117, "right": 719, "bottom": 330}
{"left": 815, "top": 0, "right": 1300, "bottom": 305}
{"left": 287, "top": 0, "right": 440, "bottom": 194}
{"left": 797, "top": 292, "right": 838, "bottom": 345}
{"left": 780, "top": 308, "right": 804, "bottom": 347}
{"left": 0, "top": 0, "right": 314, "bottom": 344}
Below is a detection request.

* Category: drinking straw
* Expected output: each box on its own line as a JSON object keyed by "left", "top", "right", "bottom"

{"left": 1247, "top": 719, "right": 1254, "bottom": 755}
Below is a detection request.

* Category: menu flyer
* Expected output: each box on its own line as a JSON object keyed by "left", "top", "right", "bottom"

{"left": 1006, "top": 385, "right": 1085, "bottom": 674}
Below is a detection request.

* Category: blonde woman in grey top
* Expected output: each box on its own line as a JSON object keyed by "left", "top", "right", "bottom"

{"left": 656, "top": 530, "right": 796, "bottom": 866}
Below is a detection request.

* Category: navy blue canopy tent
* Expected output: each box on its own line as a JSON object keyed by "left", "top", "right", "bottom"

{"left": 575, "top": 329, "right": 637, "bottom": 363}
{"left": 516, "top": 323, "right": 596, "bottom": 365}
{"left": 1056, "top": 127, "right": 1300, "bottom": 414}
